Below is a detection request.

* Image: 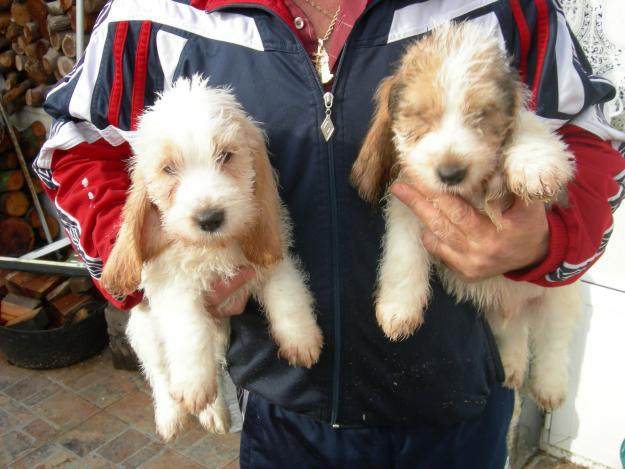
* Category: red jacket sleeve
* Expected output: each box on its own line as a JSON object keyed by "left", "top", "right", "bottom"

{"left": 33, "top": 15, "right": 155, "bottom": 310}
{"left": 506, "top": 124, "right": 625, "bottom": 285}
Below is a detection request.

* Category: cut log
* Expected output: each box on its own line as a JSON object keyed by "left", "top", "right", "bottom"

{"left": 68, "top": 7, "right": 95, "bottom": 33}
{"left": 11, "top": 38, "right": 24, "bottom": 54}
{"left": 41, "top": 46, "right": 57, "bottom": 73}
{"left": 6, "top": 93, "right": 25, "bottom": 114}
{"left": 0, "top": 0, "right": 12, "bottom": 11}
{"left": 23, "top": 20, "right": 40, "bottom": 42}
{"left": 26, "top": 0, "right": 48, "bottom": 22}
{"left": 0, "top": 190, "right": 29, "bottom": 216}
{"left": 56, "top": 54, "right": 73, "bottom": 76}
{"left": 0, "top": 35, "right": 9, "bottom": 49}
{"left": 60, "top": 30, "right": 73, "bottom": 57}
{"left": 0, "top": 170, "right": 24, "bottom": 191}
{"left": 46, "top": 1, "right": 63, "bottom": 15}
{"left": 24, "top": 38, "right": 48, "bottom": 59}
{"left": 14, "top": 53, "right": 26, "bottom": 71}
{"left": 0, "top": 150, "right": 17, "bottom": 169}
{"left": 2, "top": 78, "right": 32, "bottom": 104}
{"left": 38, "top": 214, "right": 58, "bottom": 238}
{"left": 25, "top": 83, "right": 51, "bottom": 105}
{"left": 58, "top": 0, "right": 73, "bottom": 11}
{"left": 24, "top": 57, "right": 50, "bottom": 84}
{"left": 20, "top": 120, "right": 47, "bottom": 159}
{"left": 0, "top": 125, "right": 18, "bottom": 151}
{"left": 2, "top": 71, "right": 21, "bottom": 90}
{"left": 48, "top": 28, "right": 68, "bottom": 49}
{"left": 0, "top": 12, "right": 10, "bottom": 33}
{"left": 0, "top": 293, "right": 40, "bottom": 318}
{"left": 49, "top": 292, "right": 92, "bottom": 319}
{"left": 5, "top": 21, "right": 24, "bottom": 41}
{"left": 46, "top": 13, "right": 70, "bottom": 33}
{"left": 0, "top": 217, "right": 35, "bottom": 255}
{"left": 84, "top": 0, "right": 105, "bottom": 14}
{"left": 5, "top": 307, "right": 48, "bottom": 329}
{"left": 0, "top": 48, "right": 15, "bottom": 68}
{"left": 45, "top": 278, "right": 70, "bottom": 302}
{"left": 5, "top": 271, "right": 62, "bottom": 298}
{"left": 69, "top": 276, "right": 93, "bottom": 293}
{"left": 11, "top": 0, "right": 31, "bottom": 27}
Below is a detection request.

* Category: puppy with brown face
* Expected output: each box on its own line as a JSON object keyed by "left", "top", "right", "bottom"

{"left": 101, "top": 76, "right": 323, "bottom": 440}
{"left": 351, "top": 22, "right": 581, "bottom": 411}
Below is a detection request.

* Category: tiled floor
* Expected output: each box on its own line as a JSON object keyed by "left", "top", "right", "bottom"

{"left": 0, "top": 348, "right": 240, "bottom": 468}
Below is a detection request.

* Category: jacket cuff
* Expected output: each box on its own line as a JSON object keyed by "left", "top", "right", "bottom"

{"left": 504, "top": 209, "right": 568, "bottom": 283}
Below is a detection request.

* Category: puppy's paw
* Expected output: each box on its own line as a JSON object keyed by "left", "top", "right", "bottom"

{"left": 169, "top": 374, "right": 216, "bottom": 414}
{"left": 154, "top": 400, "right": 187, "bottom": 441}
{"left": 529, "top": 366, "right": 568, "bottom": 412}
{"left": 376, "top": 301, "right": 425, "bottom": 341}
{"left": 505, "top": 146, "right": 573, "bottom": 202}
{"left": 198, "top": 403, "right": 231, "bottom": 435}
{"left": 276, "top": 324, "right": 323, "bottom": 368}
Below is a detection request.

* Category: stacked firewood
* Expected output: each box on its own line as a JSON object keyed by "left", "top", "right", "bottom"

{"left": 0, "top": 0, "right": 107, "bottom": 114}
{"left": 0, "top": 119, "right": 60, "bottom": 256}
{"left": 0, "top": 268, "right": 101, "bottom": 329}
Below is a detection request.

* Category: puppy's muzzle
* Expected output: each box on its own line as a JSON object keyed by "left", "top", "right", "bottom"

{"left": 437, "top": 165, "right": 467, "bottom": 186}
{"left": 195, "top": 208, "right": 225, "bottom": 232}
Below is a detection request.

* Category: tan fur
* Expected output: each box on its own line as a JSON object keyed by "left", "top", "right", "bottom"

{"left": 100, "top": 174, "right": 164, "bottom": 297}
{"left": 239, "top": 124, "right": 284, "bottom": 268}
{"left": 350, "top": 76, "right": 400, "bottom": 204}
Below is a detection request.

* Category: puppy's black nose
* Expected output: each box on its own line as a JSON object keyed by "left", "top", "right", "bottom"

{"left": 196, "top": 209, "right": 225, "bottom": 232}
{"left": 437, "top": 165, "right": 467, "bottom": 185}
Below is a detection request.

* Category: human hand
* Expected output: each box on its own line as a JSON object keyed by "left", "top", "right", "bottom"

{"left": 204, "top": 266, "right": 256, "bottom": 317}
{"left": 390, "top": 182, "right": 549, "bottom": 282}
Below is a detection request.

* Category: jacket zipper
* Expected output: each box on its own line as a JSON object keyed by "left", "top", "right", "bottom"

{"left": 210, "top": 3, "right": 366, "bottom": 427}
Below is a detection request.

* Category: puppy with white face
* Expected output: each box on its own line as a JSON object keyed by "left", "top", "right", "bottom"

{"left": 351, "top": 22, "right": 581, "bottom": 411}
{"left": 101, "top": 76, "right": 323, "bottom": 439}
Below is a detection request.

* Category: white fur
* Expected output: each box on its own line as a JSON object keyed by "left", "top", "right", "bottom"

{"left": 371, "top": 23, "right": 581, "bottom": 411}
{"left": 125, "top": 76, "right": 322, "bottom": 439}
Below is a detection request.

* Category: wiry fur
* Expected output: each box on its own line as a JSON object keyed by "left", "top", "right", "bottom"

{"left": 351, "top": 22, "right": 581, "bottom": 411}
{"left": 101, "top": 76, "right": 323, "bottom": 440}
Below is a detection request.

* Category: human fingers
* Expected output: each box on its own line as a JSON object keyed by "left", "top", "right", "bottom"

{"left": 205, "top": 266, "right": 256, "bottom": 307}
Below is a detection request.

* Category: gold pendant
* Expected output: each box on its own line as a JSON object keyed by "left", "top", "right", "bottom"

{"left": 315, "top": 39, "right": 334, "bottom": 85}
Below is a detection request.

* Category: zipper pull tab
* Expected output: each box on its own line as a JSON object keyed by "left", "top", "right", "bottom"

{"left": 320, "top": 92, "right": 335, "bottom": 142}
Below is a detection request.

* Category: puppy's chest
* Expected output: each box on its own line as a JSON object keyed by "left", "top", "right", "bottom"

{"left": 141, "top": 242, "right": 248, "bottom": 294}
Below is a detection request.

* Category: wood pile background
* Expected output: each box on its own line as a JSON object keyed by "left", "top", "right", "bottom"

{"left": 0, "top": 0, "right": 107, "bottom": 114}
{"left": 0, "top": 0, "right": 108, "bottom": 257}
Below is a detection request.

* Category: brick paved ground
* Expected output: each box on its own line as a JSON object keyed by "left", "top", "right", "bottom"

{"left": 0, "top": 348, "right": 240, "bottom": 468}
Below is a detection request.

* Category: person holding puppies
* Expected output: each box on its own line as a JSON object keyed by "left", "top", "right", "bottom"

{"left": 34, "top": 0, "right": 625, "bottom": 467}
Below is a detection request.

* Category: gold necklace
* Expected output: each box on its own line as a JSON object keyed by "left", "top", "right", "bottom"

{"left": 314, "top": 4, "right": 341, "bottom": 84}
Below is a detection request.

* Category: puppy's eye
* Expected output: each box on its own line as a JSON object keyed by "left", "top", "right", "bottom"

{"left": 217, "top": 151, "right": 233, "bottom": 164}
{"left": 163, "top": 165, "right": 176, "bottom": 175}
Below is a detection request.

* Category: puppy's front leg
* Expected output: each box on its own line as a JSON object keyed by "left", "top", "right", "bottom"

{"left": 505, "top": 110, "right": 574, "bottom": 202}
{"left": 376, "top": 196, "right": 432, "bottom": 341}
{"left": 258, "top": 256, "right": 323, "bottom": 368}
{"left": 153, "top": 288, "right": 217, "bottom": 414}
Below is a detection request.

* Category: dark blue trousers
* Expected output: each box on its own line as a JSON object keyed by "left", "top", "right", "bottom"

{"left": 239, "top": 385, "right": 513, "bottom": 469}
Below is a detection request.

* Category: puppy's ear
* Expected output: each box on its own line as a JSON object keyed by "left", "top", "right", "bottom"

{"left": 350, "top": 76, "right": 399, "bottom": 204}
{"left": 240, "top": 126, "right": 283, "bottom": 269}
{"left": 100, "top": 174, "right": 163, "bottom": 297}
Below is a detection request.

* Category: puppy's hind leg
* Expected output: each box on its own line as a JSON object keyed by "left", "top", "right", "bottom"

{"left": 529, "top": 284, "right": 581, "bottom": 412}
{"left": 487, "top": 308, "right": 530, "bottom": 390}
{"left": 376, "top": 196, "right": 431, "bottom": 341}
{"left": 153, "top": 289, "right": 217, "bottom": 415}
{"left": 126, "top": 303, "right": 186, "bottom": 441}
{"left": 258, "top": 255, "right": 323, "bottom": 368}
{"left": 198, "top": 369, "right": 231, "bottom": 434}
